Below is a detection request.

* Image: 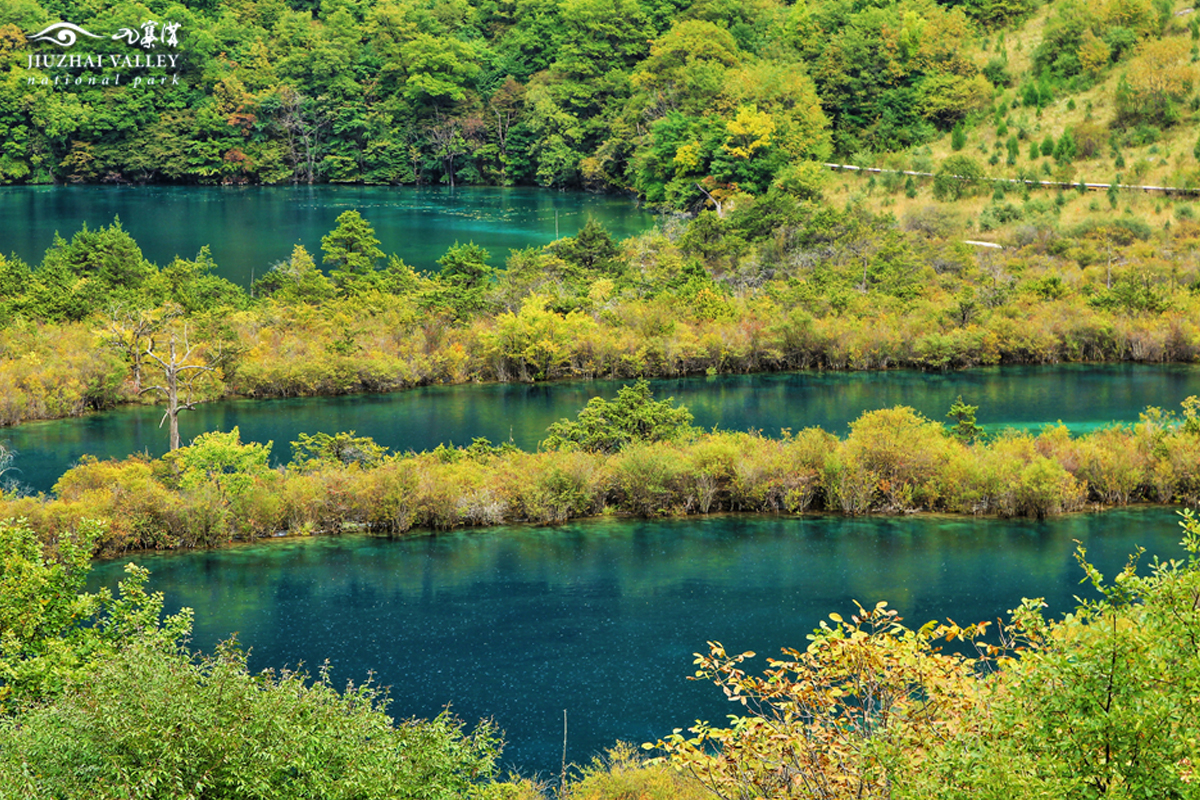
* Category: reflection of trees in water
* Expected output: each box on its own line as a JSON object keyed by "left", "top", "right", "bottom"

{"left": 0, "top": 188, "right": 656, "bottom": 287}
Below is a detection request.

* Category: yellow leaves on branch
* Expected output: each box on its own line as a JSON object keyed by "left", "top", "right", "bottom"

{"left": 1118, "top": 37, "right": 1196, "bottom": 119}
{"left": 723, "top": 106, "right": 775, "bottom": 160}
{"left": 481, "top": 295, "right": 600, "bottom": 381}
{"left": 672, "top": 141, "right": 703, "bottom": 171}
{"left": 720, "top": 62, "right": 832, "bottom": 161}
{"left": 649, "top": 602, "right": 990, "bottom": 800}
{"left": 1077, "top": 30, "right": 1111, "bottom": 78}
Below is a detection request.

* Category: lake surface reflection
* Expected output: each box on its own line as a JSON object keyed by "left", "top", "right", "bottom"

{"left": 0, "top": 185, "right": 655, "bottom": 283}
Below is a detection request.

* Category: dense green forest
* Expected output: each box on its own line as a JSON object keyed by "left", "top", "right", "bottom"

{"left": 0, "top": 0, "right": 1072, "bottom": 204}
{"left": 0, "top": 0, "right": 989, "bottom": 198}
{"left": 3, "top": 0, "right": 1198, "bottom": 211}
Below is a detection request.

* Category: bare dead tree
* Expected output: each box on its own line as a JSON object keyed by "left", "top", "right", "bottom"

{"left": 101, "top": 305, "right": 181, "bottom": 393}
{"left": 0, "top": 443, "right": 14, "bottom": 479}
{"left": 695, "top": 181, "right": 726, "bottom": 218}
{"left": 141, "top": 329, "right": 215, "bottom": 451}
{"left": 488, "top": 78, "right": 524, "bottom": 163}
{"left": 0, "top": 442, "right": 17, "bottom": 496}
{"left": 426, "top": 111, "right": 470, "bottom": 188}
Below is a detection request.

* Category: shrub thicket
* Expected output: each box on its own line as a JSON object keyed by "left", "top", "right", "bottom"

{"left": 6, "top": 397, "right": 1200, "bottom": 557}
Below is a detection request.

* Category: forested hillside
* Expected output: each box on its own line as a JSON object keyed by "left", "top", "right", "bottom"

{"left": 1, "top": 0, "right": 1195, "bottom": 216}
{"left": 2, "top": 0, "right": 1195, "bottom": 216}
{"left": 1, "top": 0, "right": 1016, "bottom": 201}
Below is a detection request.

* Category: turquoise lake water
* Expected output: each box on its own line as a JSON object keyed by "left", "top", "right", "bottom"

{"left": 86, "top": 507, "right": 1189, "bottom": 777}
{"left": 6, "top": 185, "right": 1195, "bottom": 777}
{"left": 0, "top": 184, "right": 656, "bottom": 283}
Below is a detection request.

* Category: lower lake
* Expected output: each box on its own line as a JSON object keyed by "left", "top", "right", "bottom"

{"left": 86, "top": 507, "right": 1189, "bottom": 777}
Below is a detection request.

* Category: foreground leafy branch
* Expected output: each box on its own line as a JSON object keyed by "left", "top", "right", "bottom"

{"left": 649, "top": 514, "right": 1200, "bottom": 799}
{"left": 648, "top": 605, "right": 992, "bottom": 800}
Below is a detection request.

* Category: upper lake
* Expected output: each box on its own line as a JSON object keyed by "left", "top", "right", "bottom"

{"left": 0, "top": 185, "right": 657, "bottom": 283}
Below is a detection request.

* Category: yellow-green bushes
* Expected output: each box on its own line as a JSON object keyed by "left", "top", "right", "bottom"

{"left": 610, "top": 443, "right": 688, "bottom": 517}
{"left": 9, "top": 265, "right": 1200, "bottom": 431}
{"left": 841, "top": 407, "right": 954, "bottom": 512}
{"left": 511, "top": 451, "right": 605, "bottom": 524}
{"left": 52, "top": 457, "right": 185, "bottom": 552}
{"left": 0, "top": 322, "right": 130, "bottom": 426}
{"left": 562, "top": 742, "right": 711, "bottom": 800}
{"left": 8, "top": 401, "right": 1200, "bottom": 557}
{"left": 1074, "top": 426, "right": 1150, "bottom": 505}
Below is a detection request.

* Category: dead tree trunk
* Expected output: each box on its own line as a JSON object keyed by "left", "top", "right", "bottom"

{"left": 141, "top": 331, "right": 214, "bottom": 451}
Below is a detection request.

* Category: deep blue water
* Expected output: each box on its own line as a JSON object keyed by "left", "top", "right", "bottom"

{"left": 86, "top": 508, "right": 1188, "bottom": 777}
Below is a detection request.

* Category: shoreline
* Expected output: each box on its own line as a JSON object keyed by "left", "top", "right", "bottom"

{"left": 5, "top": 355, "right": 1200, "bottom": 433}
{"left": 85, "top": 501, "right": 1188, "bottom": 563}
{"left": 8, "top": 402, "right": 1194, "bottom": 559}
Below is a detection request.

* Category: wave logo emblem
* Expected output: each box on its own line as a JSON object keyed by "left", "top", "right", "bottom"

{"left": 26, "top": 22, "right": 102, "bottom": 47}
{"left": 26, "top": 20, "right": 181, "bottom": 49}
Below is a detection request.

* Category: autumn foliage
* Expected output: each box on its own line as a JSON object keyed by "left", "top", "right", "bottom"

{"left": 650, "top": 514, "right": 1200, "bottom": 798}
